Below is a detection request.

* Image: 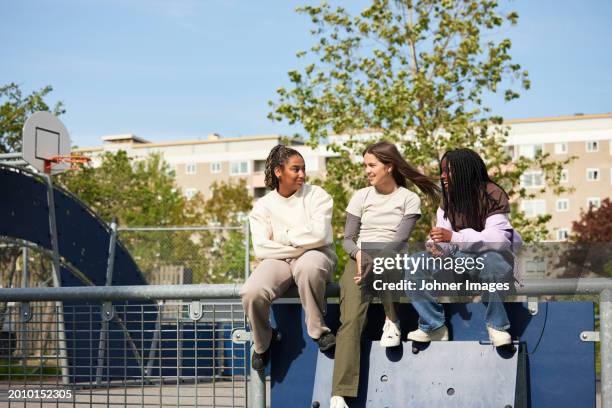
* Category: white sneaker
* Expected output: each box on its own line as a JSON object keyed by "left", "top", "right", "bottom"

{"left": 406, "top": 325, "right": 449, "bottom": 342}
{"left": 487, "top": 327, "right": 511, "bottom": 347}
{"left": 380, "top": 319, "right": 401, "bottom": 347}
{"left": 330, "top": 395, "right": 349, "bottom": 408}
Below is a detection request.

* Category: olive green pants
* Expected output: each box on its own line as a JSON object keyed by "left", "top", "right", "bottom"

{"left": 331, "top": 259, "right": 398, "bottom": 397}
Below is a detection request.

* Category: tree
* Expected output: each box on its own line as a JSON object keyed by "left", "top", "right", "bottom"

{"left": 58, "top": 151, "right": 197, "bottom": 226}
{"left": 269, "top": 0, "right": 571, "bottom": 276}
{"left": 200, "top": 180, "right": 254, "bottom": 283}
{"left": 0, "top": 83, "right": 65, "bottom": 153}
{"left": 560, "top": 199, "right": 612, "bottom": 277}
{"left": 203, "top": 179, "right": 253, "bottom": 225}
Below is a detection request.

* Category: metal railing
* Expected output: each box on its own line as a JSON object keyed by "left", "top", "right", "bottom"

{"left": 1, "top": 279, "right": 611, "bottom": 407}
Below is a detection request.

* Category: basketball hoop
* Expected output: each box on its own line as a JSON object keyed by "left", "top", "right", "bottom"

{"left": 44, "top": 155, "right": 91, "bottom": 174}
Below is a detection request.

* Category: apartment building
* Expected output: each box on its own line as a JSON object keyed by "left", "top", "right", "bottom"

{"left": 504, "top": 114, "right": 611, "bottom": 241}
{"left": 75, "top": 133, "right": 328, "bottom": 200}
{"left": 75, "top": 113, "right": 612, "bottom": 240}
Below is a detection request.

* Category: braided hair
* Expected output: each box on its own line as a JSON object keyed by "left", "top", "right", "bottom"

{"left": 440, "top": 148, "right": 508, "bottom": 231}
{"left": 264, "top": 144, "right": 303, "bottom": 190}
{"left": 363, "top": 141, "right": 440, "bottom": 202}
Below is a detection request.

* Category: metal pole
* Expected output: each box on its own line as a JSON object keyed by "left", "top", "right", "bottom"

{"left": 105, "top": 219, "right": 118, "bottom": 286}
{"left": 96, "top": 219, "right": 118, "bottom": 383}
{"left": 43, "top": 173, "right": 71, "bottom": 385}
{"left": 3, "top": 278, "right": 612, "bottom": 302}
{"left": 601, "top": 289, "right": 612, "bottom": 408}
{"left": 20, "top": 247, "right": 30, "bottom": 363}
{"left": 248, "top": 345, "right": 266, "bottom": 408}
{"left": 21, "top": 247, "right": 29, "bottom": 288}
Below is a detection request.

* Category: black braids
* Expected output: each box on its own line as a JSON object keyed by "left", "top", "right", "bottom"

{"left": 441, "top": 148, "right": 507, "bottom": 231}
{"left": 264, "top": 144, "right": 303, "bottom": 190}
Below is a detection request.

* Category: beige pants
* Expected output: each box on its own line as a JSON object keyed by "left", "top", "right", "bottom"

{"left": 240, "top": 246, "right": 337, "bottom": 354}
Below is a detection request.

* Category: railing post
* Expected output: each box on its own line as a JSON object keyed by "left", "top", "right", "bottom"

{"left": 601, "top": 288, "right": 612, "bottom": 408}
{"left": 248, "top": 345, "right": 266, "bottom": 408}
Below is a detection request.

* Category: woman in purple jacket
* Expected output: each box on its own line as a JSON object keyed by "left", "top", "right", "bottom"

{"left": 405, "top": 148, "right": 522, "bottom": 347}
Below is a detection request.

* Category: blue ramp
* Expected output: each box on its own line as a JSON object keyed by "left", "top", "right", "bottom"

{"left": 271, "top": 302, "right": 595, "bottom": 407}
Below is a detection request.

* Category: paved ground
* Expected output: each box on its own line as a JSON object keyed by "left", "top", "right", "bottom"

{"left": 0, "top": 379, "right": 273, "bottom": 407}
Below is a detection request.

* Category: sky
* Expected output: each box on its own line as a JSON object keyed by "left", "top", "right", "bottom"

{"left": 1, "top": 0, "right": 611, "bottom": 148}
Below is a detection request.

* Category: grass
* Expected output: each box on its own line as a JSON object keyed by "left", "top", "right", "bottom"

{"left": 0, "top": 359, "right": 61, "bottom": 381}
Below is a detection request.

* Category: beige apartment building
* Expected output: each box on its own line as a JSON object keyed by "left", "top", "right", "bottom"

{"left": 504, "top": 114, "right": 611, "bottom": 241}
{"left": 75, "top": 133, "right": 329, "bottom": 201}
{"left": 75, "top": 113, "right": 612, "bottom": 241}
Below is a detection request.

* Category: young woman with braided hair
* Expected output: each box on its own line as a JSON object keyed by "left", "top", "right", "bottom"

{"left": 331, "top": 141, "right": 439, "bottom": 408}
{"left": 405, "top": 148, "right": 522, "bottom": 347}
{"left": 240, "top": 145, "right": 338, "bottom": 371}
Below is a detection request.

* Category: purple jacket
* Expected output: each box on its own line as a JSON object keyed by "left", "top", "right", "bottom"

{"left": 433, "top": 207, "right": 523, "bottom": 282}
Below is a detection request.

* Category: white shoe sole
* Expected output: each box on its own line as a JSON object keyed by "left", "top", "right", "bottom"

{"left": 380, "top": 337, "right": 400, "bottom": 348}
{"left": 407, "top": 326, "right": 449, "bottom": 342}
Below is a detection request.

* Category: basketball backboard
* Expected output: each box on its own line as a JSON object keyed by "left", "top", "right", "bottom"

{"left": 22, "top": 112, "right": 71, "bottom": 174}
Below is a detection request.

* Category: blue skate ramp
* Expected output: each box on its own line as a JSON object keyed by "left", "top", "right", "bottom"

{"left": 271, "top": 301, "right": 595, "bottom": 407}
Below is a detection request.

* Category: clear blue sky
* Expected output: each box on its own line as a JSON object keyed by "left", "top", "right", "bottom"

{"left": 2, "top": 0, "right": 611, "bottom": 148}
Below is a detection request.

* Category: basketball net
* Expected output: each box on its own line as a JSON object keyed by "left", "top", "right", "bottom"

{"left": 44, "top": 155, "right": 92, "bottom": 174}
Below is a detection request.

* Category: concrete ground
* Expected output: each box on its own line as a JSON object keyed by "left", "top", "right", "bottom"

{"left": 0, "top": 379, "right": 269, "bottom": 407}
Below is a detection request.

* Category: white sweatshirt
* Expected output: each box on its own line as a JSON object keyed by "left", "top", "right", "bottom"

{"left": 249, "top": 184, "right": 334, "bottom": 259}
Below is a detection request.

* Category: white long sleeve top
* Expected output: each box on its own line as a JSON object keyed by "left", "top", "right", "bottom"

{"left": 248, "top": 184, "right": 334, "bottom": 259}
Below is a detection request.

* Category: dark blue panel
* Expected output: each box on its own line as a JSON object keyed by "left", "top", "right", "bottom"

{"left": 270, "top": 302, "right": 595, "bottom": 408}
{"left": 0, "top": 168, "right": 52, "bottom": 247}
{"left": 0, "top": 166, "right": 146, "bottom": 287}
{"left": 0, "top": 166, "right": 151, "bottom": 384}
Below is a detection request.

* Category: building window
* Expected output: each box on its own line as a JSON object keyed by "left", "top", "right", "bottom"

{"left": 184, "top": 188, "right": 198, "bottom": 200}
{"left": 518, "top": 144, "right": 543, "bottom": 159}
{"left": 210, "top": 162, "right": 221, "bottom": 174}
{"left": 520, "top": 171, "right": 544, "bottom": 188}
{"left": 230, "top": 161, "right": 249, "bottom": 175}
{"left": 556, "top": 199, "right": 569, "bottom": 212}
{"left": 554, "top": 143, "right": 568, "bottom": 154}
{"left": 560, "top": 169, "right": 569, "bottom": 183}
{"left": 586, "top": 141, "right": 599, "bottom": 152}
{"left": 521, "top": 200, "right": 546, "bottom": 218}
{"left": 556, "top": 228, "right": 569, "bottom": 241}
{"left": 586, "top": 168, "right": 600, "bottom": 181}
{"left": 186, "top": 163, "right": 197, "bottom": 175}
{"left": 253, "top": 160, "right": 266, "bottom": 173}
{"left": 587, "top": 197, "right": 601, "bottom": 209}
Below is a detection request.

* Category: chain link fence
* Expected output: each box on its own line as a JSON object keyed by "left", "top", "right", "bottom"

{"left": 117, "top": 226, "right": 250, "bottom": 285}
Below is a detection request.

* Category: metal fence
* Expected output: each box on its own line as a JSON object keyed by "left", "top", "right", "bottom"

{"left": 0, "top": 297, "right": 248, "bottom": 407}
{"left": 0, "top": 280, "right": 611, "bottom": 407}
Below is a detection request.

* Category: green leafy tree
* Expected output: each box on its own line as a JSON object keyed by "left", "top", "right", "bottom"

{"left": 269, "top": 0, "right": 571, "bottom": 276}
{"left": 201, "top": 180, "right": 253, "bottom": 283}
{"left": 0, "top": 83, "right": 65, "bottom": 153}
